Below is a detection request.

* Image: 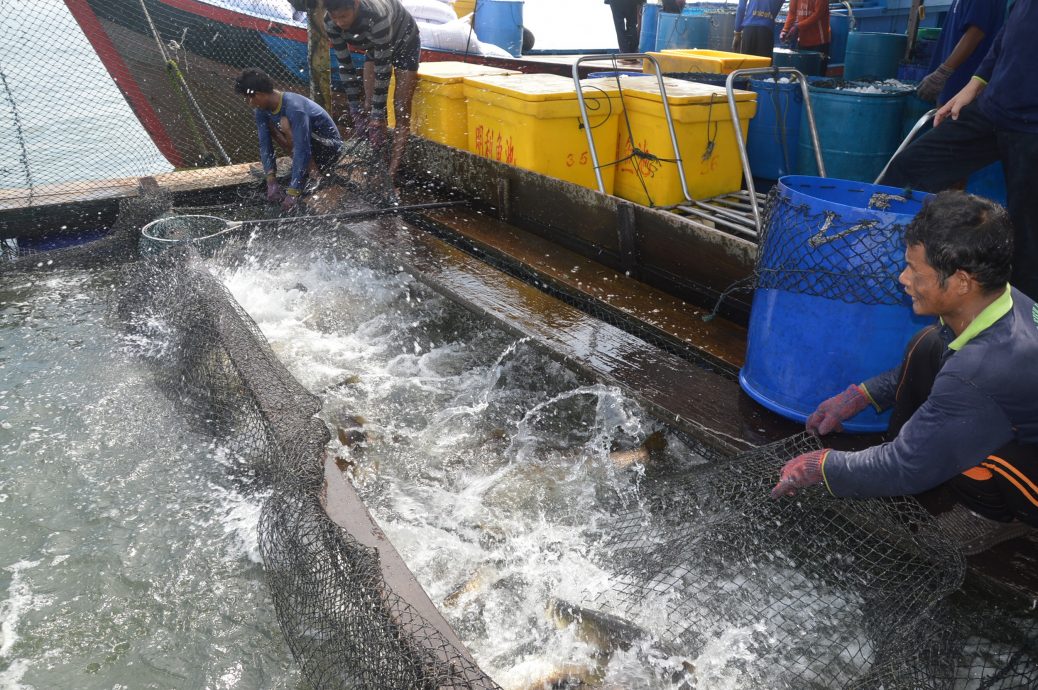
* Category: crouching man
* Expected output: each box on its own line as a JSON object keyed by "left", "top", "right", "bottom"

{"left": 235, "top": 68, "right": 344, "bottom": 212}
{"left": 773, "top": 191, "right": 1038, "bottom": 553}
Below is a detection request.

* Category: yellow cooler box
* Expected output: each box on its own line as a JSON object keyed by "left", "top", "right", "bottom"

{"left": 463, "top": 73, "right": 622, "bottom": 192}
{"left": 645, "top": 49, "right": 771, "bottom": 74}
{"left": 410, "top": 62, "right": 519, "bottom": 148}
{"left": 614, "top": 76, "right": 757, "bottom": 206}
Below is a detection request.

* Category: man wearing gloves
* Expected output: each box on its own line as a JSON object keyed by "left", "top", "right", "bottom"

{"left": 772, "top": 192, "right": 1038, "bottom": 554}
{"left": 733, "top": 0, "right": 783, "bottom": 57}
{"left": 780, "top": 0, "right": 831, "bottom": 71}
{"left": 882, "top": 0, "right": 1038, "bottom": 301}
{"left": 916, "top": 0, "right": 1004, "bottom": 104}
{"left": 325, "top": 0, "right": 421, "bottom": 179}
{"left": 235, "top": 68, "right": 344, "bottom": 213}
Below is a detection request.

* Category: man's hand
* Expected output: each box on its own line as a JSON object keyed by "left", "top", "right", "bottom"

{"left": 805, "top": 384, "right": 870, "bottom": 436}
{"left": 266, "top": 178, "right": 283, "bottom": 203}
{"left": 934, "top": 77, "right": 985, "bottom": 127}
{"left": 732, "top": 31, "right": 742, "bottom": 52}
{"left": 780, "top": 25, "right": 798, "bottom": 45}
{"left": 281, "top": 191, "right": 299, "bottom": 213}
{"left": 916, "top": 63, "right": 954, "bottom": 103}
{"left": 771, "top": 449, "right": 829, "bottom": 498}
{"left": 341, "top": 106, "right": 369, "bottom": 141}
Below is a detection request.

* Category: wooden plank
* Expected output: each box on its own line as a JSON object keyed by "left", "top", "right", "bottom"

{"left": 0, "top": 161, "right": 262, "bottom": 213}
{"left": 423, "top": 205, "right": 749, "bottom": 370}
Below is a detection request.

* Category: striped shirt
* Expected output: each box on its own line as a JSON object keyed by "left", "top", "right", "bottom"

{"left": 325, "top": 0, "right": 418, "bottom": 120}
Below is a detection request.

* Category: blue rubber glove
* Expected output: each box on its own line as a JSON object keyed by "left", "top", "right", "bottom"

{"left": 772, "top": 449, "right": 830, "bottom": 498}
{"left": 805, "top": 384, "right": 870, "bottom": 436}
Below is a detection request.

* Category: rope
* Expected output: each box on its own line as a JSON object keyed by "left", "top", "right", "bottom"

{"left": 0, "top": 62, "right": 33, "bottom": 205}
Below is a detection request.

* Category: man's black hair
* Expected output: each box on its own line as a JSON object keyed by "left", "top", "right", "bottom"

{"left": 234, "top": 68, "right": 274, "bottom": 96}
{"left": 904, "top": 190, "right": 1013, "bottom": 293}
{"left": 324, "top": 0, "right": 359, "bottom": 11}
{"left": 661, "top": 0, "right": 686, "bottom": 12}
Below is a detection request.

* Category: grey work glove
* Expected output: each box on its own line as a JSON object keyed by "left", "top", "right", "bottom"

{"left": 732, "top": 31, "right": 743, "bottom": 52}
{"left": 916, "top": 63, "right": 954, "bottom": 103}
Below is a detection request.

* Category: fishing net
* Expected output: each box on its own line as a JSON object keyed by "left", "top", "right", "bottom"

{"left": 753, "top": 183, "right": 925, "bottom": 306}
{"left": 6, "top": 197, "right": 1037, "bottom": 689}
{"left": 115, "top": 243, "right": 501, "bottom": 689}
{"left": 590, "top": 433, "right": 1038, "bottom": 689}
{"left": 0, "top": 0, "right": 395, "bottom": 210}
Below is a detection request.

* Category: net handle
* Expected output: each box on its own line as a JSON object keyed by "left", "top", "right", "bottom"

{"left": 240, "top": 200, "right": 468, "bottom": 229}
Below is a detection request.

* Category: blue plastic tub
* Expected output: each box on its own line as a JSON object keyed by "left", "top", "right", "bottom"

{"left": 474, "top": 0, "right": 524, "bottom": 57}
{"left": 772, "top": 48, "right": 824, "bottom": 76}
{"left": 798, "top": 79, "right": 911, "bottom": 182}
{"left": 655, "top": 13, "right": 711, "bottom": 51}
{"left": 740, "top": 176, "right": 934, "bottom": 431}
{"left": 638, "top": 2, "right": 661, "bottom": 53}
{"left": 844, "top": 32, "right": 908, "bottom": 81}
{"left": 748, "top": 78, "right": 802, "bottom": 179}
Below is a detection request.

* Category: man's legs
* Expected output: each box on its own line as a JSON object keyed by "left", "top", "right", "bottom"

{"left": 881, "top": 102, "right": 1000, "bottom": 191}
{"left": 741, "top": 26, "right": 775, "bottom": 58}
{"left": 996, "top": 128, "right": 1038, "bottom": 301}
{"left": 390, "top": 67, "right": 418, "bottom": 178}
{"left": 609, "top": 0, "right": 641, "bottom": 54}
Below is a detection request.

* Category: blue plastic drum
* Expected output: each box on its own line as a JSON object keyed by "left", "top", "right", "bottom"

{"left": 475, "top": 0, "right": 524, "bottom": 57}
{"left": 844, "top": 32, "right": 908, "bottom": 81}
{"left": 638, "top": 2, "right": 661, "bottom": 53}
{"left": 740, "top": 176, "right": 934, "bottom": 432}
{"left": 655, "top": 13, "right": 710, "bottom": 51}
{"left": 748, "top": 78, "right": 803, "bottom": 180}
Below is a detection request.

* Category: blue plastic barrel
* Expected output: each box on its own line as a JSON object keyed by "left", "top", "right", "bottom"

{"left": 740, "top": 176, "right": 933, "bottom": 431}
{"left": 897, "top": 63, "right": 929, "bottom": 83}
{"left": 772, "top": 48, "right": 824, "bottom": 76}
{"left": 474, "top": 0, "right": 524, "bottom": 57}
{"left": 798, "top": 80, "right": 910, "bottom": 182}
{"left": 655, "top": 13, "right": 711, "bottom": 51}
{"left": 638, "top": 2, "right": 661, "bottom": 52}
{"left": 829, "top": 13, "right": 850, "bottom": 64}
{"left": 748, "top": 79, "right": 803, "bottom": 179}
{"left": 900, "top": 93, "right": 932, "bottom": 139}
{"left": 844, "top": 32, "right": 908, "bottom": 81}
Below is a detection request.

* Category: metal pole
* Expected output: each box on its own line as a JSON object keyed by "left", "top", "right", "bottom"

{"left": 874, "top": 109, "right": 936, "bottom": 185}
{"left": 572, "top": 54, "right": 691, "bottom": 201}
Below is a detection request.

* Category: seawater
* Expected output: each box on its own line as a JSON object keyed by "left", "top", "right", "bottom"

{"left": 0, "top": 269, "right": 297, "bottom": 688}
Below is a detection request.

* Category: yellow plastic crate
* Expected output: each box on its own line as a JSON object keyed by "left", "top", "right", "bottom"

{"left": 408, "top": 62, "right": 520, "bottom": 148}
{"left": 645, "top": 49, "right": 771, "bottom": 75}
{"left": 463, "top": 73, "right": 622, "bottom": 192}
{"left": 613, "top": 76, "right": 757, "bottom": 205}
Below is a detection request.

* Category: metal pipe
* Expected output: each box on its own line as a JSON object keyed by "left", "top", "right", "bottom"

{"left": 725, "top": 67, "right": 825, "bottom": 233}
{"left": 573, "top": 55, "right": 691, "bottom": 201}
{"left": 874, "top": 109, "right": 937, "bottom": 185}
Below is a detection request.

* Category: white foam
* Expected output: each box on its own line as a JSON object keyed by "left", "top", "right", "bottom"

{"left": 211, "top": 485, "right": 268, "bottom": 565}
{"left": 0, "top": 560, "right": 40, "bottom": 659}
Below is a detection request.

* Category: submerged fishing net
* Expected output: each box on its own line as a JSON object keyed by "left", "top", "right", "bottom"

{"left": 590, "top": 433, "right": 1038, "bottom": 689}
{"left": 115, "top": 246, "right": 499, "bottom": 690}
{"left": 7, "top": 197, "right": 1037, "bottom": 689}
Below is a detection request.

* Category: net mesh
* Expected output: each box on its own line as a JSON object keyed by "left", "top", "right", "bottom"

{"left": 115, "top": 241, "right": 501, "bottom": 689}
{"left": 5, "top": 199, "right": 1038, "bottom": 689}
{"left": 590, "top": 433, "right": 1038, "bottom": 689}
{"left": 755, "top": 186, "right": 917, "bottom": 305}
{"left": 0, "top": 0, "right": 385, "bottom": 210}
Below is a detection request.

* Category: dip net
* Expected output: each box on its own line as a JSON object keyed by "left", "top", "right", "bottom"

{"left": 5, "top": 198, "right": 1037, "bottom": 689}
